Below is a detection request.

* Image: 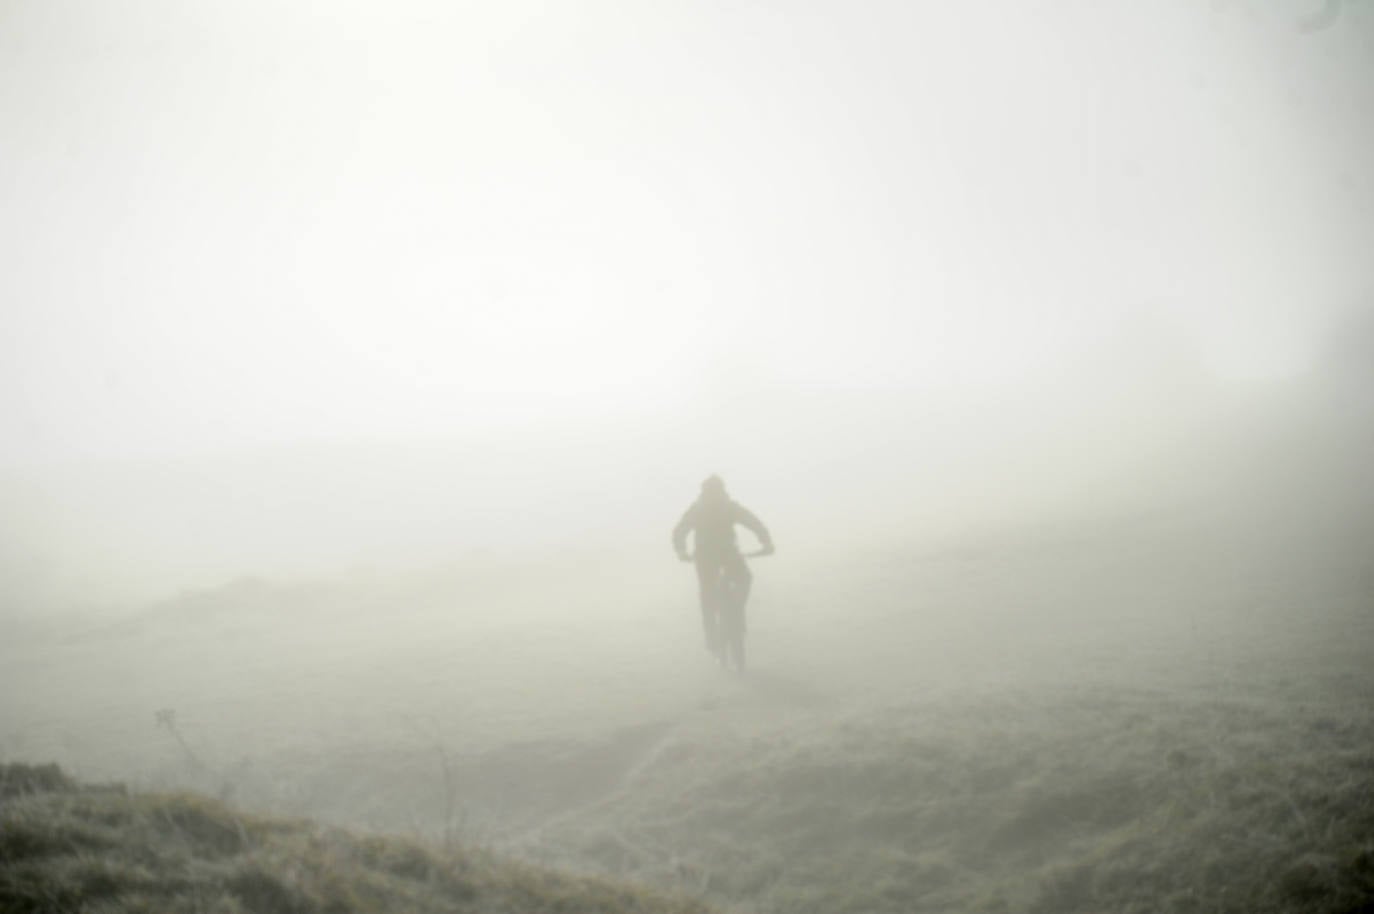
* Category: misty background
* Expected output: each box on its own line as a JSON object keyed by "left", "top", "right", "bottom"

{"left": 3, "top": 0, "right": 1371, "bottom": 613}
{"left": 4, "top": 6, "right": 1374, "bottom": 911}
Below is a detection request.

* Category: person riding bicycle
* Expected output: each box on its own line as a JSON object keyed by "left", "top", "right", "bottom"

{"left": 672, "top": 475, "right": 773, "bottom": 659}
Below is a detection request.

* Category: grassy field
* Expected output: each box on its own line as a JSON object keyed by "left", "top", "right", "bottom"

{"left": 515, "top": 686, "right": 1374, "bottom": 913}
{"left": 0, "top": 762, "right": 713, "bottom": 914}
{"left": 3, "top": 479, "right": 1373, "bottom": 912}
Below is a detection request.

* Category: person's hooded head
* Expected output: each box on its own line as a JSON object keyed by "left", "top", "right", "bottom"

{"left": 700, "top": 474, "right": 728, "bottom": 506}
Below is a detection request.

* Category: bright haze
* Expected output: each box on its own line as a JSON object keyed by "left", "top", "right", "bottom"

{"left": 1, "top": 0, "right": 1371, "bottom": 607}
{"left": 5, "top": 6, "right": 1374, "bottom": 910}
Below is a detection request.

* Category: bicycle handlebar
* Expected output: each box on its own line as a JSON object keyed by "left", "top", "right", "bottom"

{"left": 680, "top": 547, "right": 774, "bottom": 561}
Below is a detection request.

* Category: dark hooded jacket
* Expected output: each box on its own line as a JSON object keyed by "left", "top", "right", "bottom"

{"left": 672, "top": 496, "right": 772, "bottom": 561}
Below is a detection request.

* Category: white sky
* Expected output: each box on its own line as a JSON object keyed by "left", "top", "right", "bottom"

{"left": 2, "top": 0, "right": 1372, "bottom": 465}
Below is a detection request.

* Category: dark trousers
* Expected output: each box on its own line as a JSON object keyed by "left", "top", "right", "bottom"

{"left": 695, "top": 550, "right": 752, "bottom": 651}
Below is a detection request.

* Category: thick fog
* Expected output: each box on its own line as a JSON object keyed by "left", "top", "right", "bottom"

{"left": 4, "top": 0, "right": 1372, "bottom": 611}
{"left": 3, "top": 5, "right": 1374, "bottom": 909}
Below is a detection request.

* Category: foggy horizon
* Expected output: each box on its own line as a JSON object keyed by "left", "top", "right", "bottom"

{"left": 5, "top": 0, "right": 1373, "bottom": 612}
{"left": 3, "top": 5, "right": 1373, "bottom": 913}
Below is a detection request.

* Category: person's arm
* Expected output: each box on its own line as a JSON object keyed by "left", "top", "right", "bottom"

{"left": 671, "top": 505, "right": 697, "bottom": 559}
{"left": 733, "top": 503, "right": 774, "bottom": 553}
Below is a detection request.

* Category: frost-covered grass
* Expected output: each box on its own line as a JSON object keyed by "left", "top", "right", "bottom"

{"left": 520, "top": 688, "right": 1374, "bottom": 913}
{"left": 4, "top": 495, "right": 1373, "bottom": 913}
{"left": 0, "top": 762, "right": 713, "bottom": 914}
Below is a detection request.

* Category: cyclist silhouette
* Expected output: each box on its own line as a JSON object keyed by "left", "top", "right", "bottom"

{"left": 672, "top": 475, "right": 773, "bottom": 667}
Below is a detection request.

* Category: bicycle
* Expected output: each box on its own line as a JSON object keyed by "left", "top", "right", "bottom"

{"left": 685, "top": 546, "right": 773, "bottom": 673}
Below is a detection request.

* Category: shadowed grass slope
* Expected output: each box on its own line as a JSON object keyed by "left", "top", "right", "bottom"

{"left": 0, "top": 763, "right": 713, "bottom": 914}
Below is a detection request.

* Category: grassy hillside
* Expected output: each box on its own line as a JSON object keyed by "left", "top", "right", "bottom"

{"left": 518, "top": 688, "right": 1374, "bottom": 914}
{"left": 4, "top": 457, "right": 1373, "bottom": 914}
{"left": 0, "top": 763, "right": 712, "bottom": 914}
{"left": 6, "top": 689, "right": 1372, "bottom": 914}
